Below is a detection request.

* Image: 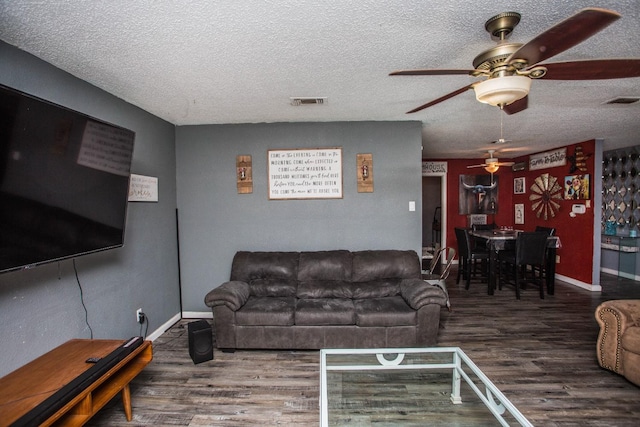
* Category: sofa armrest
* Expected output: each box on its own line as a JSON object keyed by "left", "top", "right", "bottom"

{"left": 204, "top": 280, "right": 250, "bottom": 311}
{"left": 595, "top": 300, "right": 640, "bottom": 374}
{"left": 400, "top": 278, "right": 448, "bottom": 310}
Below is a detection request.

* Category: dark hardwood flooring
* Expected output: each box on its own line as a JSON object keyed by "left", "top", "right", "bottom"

{"left": 89, "top": 270, "right": 640, "bottom": 426}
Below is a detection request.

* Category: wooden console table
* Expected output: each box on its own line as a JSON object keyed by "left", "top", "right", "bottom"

{"left": 0, "top": 338, "right": 152, "bottom": 426}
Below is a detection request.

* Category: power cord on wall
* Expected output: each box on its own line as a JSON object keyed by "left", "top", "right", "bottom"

{"left": 139, "top": 312, "right": 149, "bottom": 339}
{"left": 72, "top": 259, "right": 94, "bottom": 339}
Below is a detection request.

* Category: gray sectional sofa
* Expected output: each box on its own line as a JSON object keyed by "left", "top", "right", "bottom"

{"left": 204, "top": 249, "right": 449, "bottom": 351}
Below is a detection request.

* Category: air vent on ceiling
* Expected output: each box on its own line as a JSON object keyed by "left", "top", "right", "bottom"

{"left": 605, "top": 96, "right": 640, "bottom": 105}
{"left": 290, "top": 97, "right": 327, "bottom": 106}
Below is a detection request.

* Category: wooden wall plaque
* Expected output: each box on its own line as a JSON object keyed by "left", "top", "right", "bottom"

{"left": 236, "top": 155, "right": 252, "bottom": 194}
{"left": 357, "top": 153, "right": 373, "bottom": 193}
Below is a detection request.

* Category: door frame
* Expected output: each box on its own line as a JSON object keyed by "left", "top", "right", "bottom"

{"left": 423, "top": 171, "right": 447, "bottom": 264}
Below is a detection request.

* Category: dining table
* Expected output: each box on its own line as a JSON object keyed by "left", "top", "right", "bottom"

{"left": 468, "top": 229, "right": 561, "bottom": 296}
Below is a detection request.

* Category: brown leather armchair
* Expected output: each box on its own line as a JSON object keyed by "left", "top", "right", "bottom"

{"left": 595, "top": 300, "right": 640, "bottom": 386}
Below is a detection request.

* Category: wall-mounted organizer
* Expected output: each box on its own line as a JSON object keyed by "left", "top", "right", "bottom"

{"left": 236, "top": 155, "right": 252, "bottom": 194}
{"left": 602, "top": 146, "right": 640, "bottom": 234}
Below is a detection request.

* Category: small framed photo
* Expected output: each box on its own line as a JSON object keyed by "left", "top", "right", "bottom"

{"left": 514, "top": 177, "right": 526, "bottom": 194}
{"left": 515, "top": 203, "right": 525, "bottom": 225}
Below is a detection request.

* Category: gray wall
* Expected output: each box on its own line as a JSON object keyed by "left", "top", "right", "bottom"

{"left": 175, "top": 121, "right": 423, "bottom": 312}
{"left": 0, "top": 42, "right": 181, "bottom": 376}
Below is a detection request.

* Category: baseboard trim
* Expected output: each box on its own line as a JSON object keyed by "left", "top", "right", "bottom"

{"left": 145, "top": 311, "right": 214, "bottom": 342}
{"left": 600, "top": 267, "right": 639, "bottom": 281}
{"left": 146, "top": 312, "right": 181, "bottom": 342}
{"left": 555, "top": 274, "right": 601, "bottom": 292}
{"left": 182, "top": 311, "right": 213, "bottom": 319}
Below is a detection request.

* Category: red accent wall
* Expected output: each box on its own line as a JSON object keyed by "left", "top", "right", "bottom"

{"left": 435, "top": 139, "right": 596, "bottom": 286}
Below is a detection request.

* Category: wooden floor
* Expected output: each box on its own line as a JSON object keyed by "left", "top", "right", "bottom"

{"left": 89, "top": 269, "right": 640, "bottom": 426}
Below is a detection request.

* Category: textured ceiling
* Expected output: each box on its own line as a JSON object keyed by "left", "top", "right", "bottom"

{"left": 1, "top": 0, "right": 639, "bottom": 159}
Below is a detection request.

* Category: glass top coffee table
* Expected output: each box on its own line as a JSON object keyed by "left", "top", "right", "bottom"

{"left": 320, "top": 347, "right": 532, "bottom": 426}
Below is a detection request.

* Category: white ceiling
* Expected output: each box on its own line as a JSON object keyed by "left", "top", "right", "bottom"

{"left": 1, "top": 0, "right": 639, "bottom": 159}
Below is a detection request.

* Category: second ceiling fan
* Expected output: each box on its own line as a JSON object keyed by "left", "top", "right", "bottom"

{"left": 390, "top": 7, "right": 640, "bottom": 115}
{"left": 467, "top": 150, "right": 514, "bottom": 176}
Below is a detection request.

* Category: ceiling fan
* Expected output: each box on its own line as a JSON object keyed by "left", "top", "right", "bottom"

{"left": 467, "top": 150, "right": 514, "bottom": 182}
{"left": 390, "top": 8, "right": 640, "bottom": 115}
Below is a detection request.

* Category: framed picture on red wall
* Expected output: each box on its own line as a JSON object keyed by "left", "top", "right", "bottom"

{"left": 515, "top": 203, "right": 524, "bottom": 224}
{"left": 514, "top": 177, "right": 525, "bottom": 194}
{"left": 564, "top": 174, "right": 590, "bottom": 200}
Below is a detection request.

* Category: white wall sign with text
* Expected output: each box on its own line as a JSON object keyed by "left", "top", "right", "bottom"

{"left": 128, "top": 174, "right": 158, "bottom": 202}
{"left": 422, "top": 161, "right": 448, "bottom": 175}
{"left": 268, "top": 148, "right": 343, "bottom": 200}
{"left": 529, "top": 148, "right": 567, "bottom": 171}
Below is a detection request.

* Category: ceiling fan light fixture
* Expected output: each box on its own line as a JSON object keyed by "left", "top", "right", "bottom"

{"left": 484, "top": 163, "right": 500, "bottom": 174}
{"left": 474, "top": 76, "right": 531, "bottom": 107}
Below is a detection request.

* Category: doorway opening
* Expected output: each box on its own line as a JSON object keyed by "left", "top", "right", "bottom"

{"left": 422, "top": 173, "right": 447, "bottom": 271}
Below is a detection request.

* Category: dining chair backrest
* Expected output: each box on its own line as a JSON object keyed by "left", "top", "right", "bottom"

{"left": 472, "top": 223, "right": 497, "bottom": 231}
{"left": 515, "top": 232, "right": 548, "bottom": 266}
{"left": 535, "top": 226, "right": 556, "bottom": 236}
{"left": 439, "top": 247, "right": 456, "bottom": 280}
{"left": 427, "top": 246, "right": 446, "bottom": 274}
{"left": 454, "top": 227, "right": 470, "bottom": 259}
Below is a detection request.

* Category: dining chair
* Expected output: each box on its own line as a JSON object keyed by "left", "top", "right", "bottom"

{"left": 423, "top": 247, "right": 455, "bottom": 312}
{"left": 454, "top": 228, "right": 489, "bottom": 290}
{"left": 535, "top": 226, "right": 556, "bottom": 236}
{"left": 423, "top": 247, "right": 456, "bottom": 281}
{"left": 471, "top": 223, "right": 497, "bottom": 231}
{"left": 423, "top": 246, "right": 446, "bottom": 276}
{"left": 498, "top": 231, "right": 549, "bottom": 299}
{"left": 532, "top": 226, "right": 555, "bottom": 277}
{"left": 471, "top": 223, "right": 497, "bottom": 250}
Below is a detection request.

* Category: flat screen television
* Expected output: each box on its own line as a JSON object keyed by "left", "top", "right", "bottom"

{"left": 0, "top": 84, "right": 135, "bottom": 273}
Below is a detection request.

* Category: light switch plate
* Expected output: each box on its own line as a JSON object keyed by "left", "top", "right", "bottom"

{"left": 409, "top": 201, "right": 416, "bottom": 211}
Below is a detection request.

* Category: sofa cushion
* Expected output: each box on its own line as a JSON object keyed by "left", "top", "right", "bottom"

{"left": 352, "top": 279, "right": 401, "bottom": 299}
{"left": 235, "top": 297, "right": 295, "bottom": 326}
{"left": 295, "top": 298, "right": 355, "bottom": 326}
{"left": 298, "top": 250, "right": 352, "bottom": 281}
{"left": 230, "top": 251, "right": 299, "bottom": 283}
{"left": 352, "top": 250, "right": 421, "bottom": 282}
{"left": 354, "top": 297, "right": 416, "bottom": 327}
{"left": 297, "top": 280, "right": 353, "bottom": 299}
{"left": 249, "top": 278, "right": 298, "bottom": 297}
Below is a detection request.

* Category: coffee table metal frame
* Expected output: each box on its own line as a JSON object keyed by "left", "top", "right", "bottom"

{"left": 319, "top": 347, "right": 533, "bottom": 427}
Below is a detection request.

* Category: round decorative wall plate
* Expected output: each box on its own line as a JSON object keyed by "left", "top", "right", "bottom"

{"left": 529, "top": 173, "right": 563, "bottom": 220}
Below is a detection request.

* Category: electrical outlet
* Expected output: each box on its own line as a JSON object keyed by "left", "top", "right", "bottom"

{"left": 556, "top": 255, "right": 560, "bottom": 264}
{"left": 136, "top": 308, "right": 143, "bottom": 324}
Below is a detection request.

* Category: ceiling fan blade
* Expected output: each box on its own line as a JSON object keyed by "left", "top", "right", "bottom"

{"left": 503, "top": 96, "right": 528, "bottom": 115}
{"left": 406, "top": 84, "right": 475, "bottom": 114}
{"left": 540, "top": 59, "right": 640, "bottom": 80}
{"left": 467, "top": 164, "right": 487, "bottom": 168}
{"left": 390, "top": 69, "right": 479, "bottom": 76}
{"left": 495, "top": 162, "right": 515, "bottom": 166}
{"left": 505, "top": 8, "right": 620, "bottom": 67}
